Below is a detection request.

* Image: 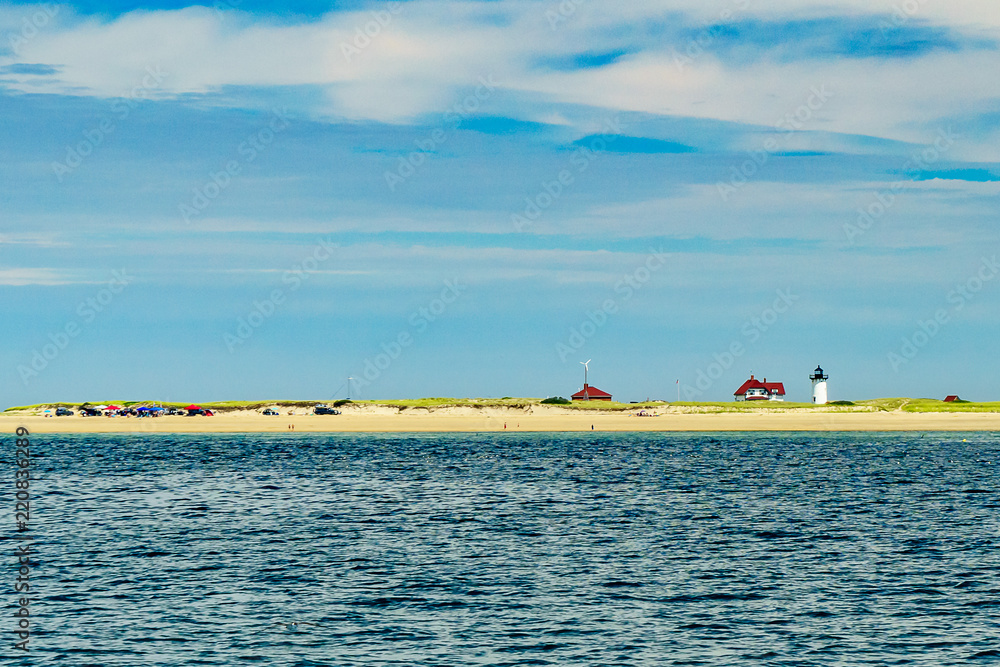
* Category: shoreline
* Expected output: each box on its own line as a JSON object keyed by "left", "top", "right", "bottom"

{"left": 5, "top": 407, "right": 1000, "bottom": 433}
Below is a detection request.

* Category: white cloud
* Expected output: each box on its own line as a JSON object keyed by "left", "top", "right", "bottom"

{"left": 0, "top": 267, "right": 86, "bottom": 285}
{"left": 0, "top": 233, "right": 69, "bottom": 247}
{"left": 579, "top": 178, "right": 1000, "bottom": 247}
{"left": 2, "top": 1, "right": 999, "bottom": 149}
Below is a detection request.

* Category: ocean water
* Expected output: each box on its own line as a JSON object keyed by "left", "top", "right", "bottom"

{"left": 16, "top": 432, "right": 1000, "bottom": 665}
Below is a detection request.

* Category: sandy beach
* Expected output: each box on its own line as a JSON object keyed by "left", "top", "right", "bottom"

{"left": 5, "top": 404, "right": 1000, "bottom": 433}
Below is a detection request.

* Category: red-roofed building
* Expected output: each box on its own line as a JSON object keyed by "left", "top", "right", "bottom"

{"left": 572, "top": 384, "right": 613, "bottom": 402}
{"left": 734, "top": 375, "right": 785, "bottom": 402}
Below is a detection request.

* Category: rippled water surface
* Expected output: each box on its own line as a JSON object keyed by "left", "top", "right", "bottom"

{"left": 19, "top": 432, "right": 1000, "bottom": 665}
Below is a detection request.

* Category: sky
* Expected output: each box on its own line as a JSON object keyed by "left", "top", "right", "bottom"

{"left": 1, "top": 0, "right": 999, "bottom": 407}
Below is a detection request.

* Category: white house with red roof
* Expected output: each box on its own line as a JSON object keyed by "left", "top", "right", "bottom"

{"left": 734, "top": 374, "right": 785, "bottom": 402}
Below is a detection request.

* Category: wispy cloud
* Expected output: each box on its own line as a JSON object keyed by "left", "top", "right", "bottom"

{"left": 0, "top": 62, "right": 59, "bottom": 75}
{"left": 914, "top": 168, "right": 999, "bottom": 182}
{"left": 0, "top": 267, "right": 89, "bottom": 285}
{"left": 0, "top": 233, "right": 70, "bottom": 247}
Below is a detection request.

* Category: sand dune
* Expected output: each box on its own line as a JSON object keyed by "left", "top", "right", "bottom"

{"left": 5, "top": 404, "right": 1000, "bottom": 433}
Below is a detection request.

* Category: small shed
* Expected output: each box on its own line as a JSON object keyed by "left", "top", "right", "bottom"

{"left": 572, "top": 384, "right": 613, "bottom": 402}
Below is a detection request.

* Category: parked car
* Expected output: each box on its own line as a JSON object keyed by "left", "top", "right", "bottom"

{"left": 80, "top": 407, "right": 101, "bottom": 417}
{"left": 262, "top": 408, "right": 278, "bottom": 416}
{"left": 314, "top": 405, "right": 341, "bottom": 415}
{"left": 55, "top": 407, "right": 74, "bottom": 416}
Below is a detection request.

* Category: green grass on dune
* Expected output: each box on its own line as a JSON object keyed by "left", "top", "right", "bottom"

{"left": 6, "top": 397, "right": 1000, "bottom": 413}
{"left": 353, "top": 397, "right": 527, "bottom": 409}
{"left": 198, "top": 400, "right": 319, "bottom": 409}
{"left": 666, "top": 401, "right": 828, "bottom": 412}
{"left": 2, "top": 399, "right": 320, "bottom": 412}
{"left": 559, "top": 401, "right": 667, "bottom": 411}
{"left": 2, "top": 398, "right": 541, "bottom": 412}
{"left": 857, "top": 398, "right": 1000, "bottom": 413}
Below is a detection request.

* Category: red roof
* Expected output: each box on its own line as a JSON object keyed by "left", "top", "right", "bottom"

{"left": 571, "top": 384, "right": 612, "bottom": 400}
{"left": 944, "top": 395, "right": 959, "bottom": 402}
{"left": 734, "top": 375, "right": 785, "bottom": 397}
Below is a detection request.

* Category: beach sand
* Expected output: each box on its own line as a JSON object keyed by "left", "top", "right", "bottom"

{"left": 4, "top": 404, "right": 1000, "bottom": 433}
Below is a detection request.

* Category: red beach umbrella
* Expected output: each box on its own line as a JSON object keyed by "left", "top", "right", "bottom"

{"left": 185, "top": 405, "right": 201, "bottom": 410}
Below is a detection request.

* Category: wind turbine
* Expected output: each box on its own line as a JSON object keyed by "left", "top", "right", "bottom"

{"left": 580, "top": 359, "right": 591, "bottom": 393}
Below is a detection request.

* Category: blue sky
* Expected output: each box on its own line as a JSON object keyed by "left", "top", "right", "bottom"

{"left": 2, "top": 0, "right": 999, "bottom": 406}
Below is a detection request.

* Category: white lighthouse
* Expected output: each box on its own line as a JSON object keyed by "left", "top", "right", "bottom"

{"left": 809, "top": 365, "right": 829, "bottom": 404}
